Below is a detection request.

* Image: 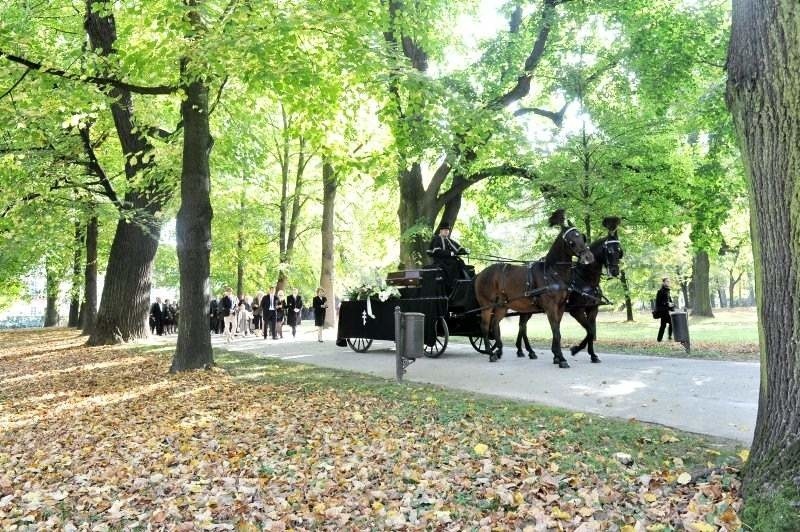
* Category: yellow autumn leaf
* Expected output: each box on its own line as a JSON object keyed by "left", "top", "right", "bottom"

{"left": 473, "top": 443, "right": 489, "bottom": 456}
{"left": 738, "top": 449, "right": 750, "bottom": 462}
{"left": 551, "top": 507, "right": 570, "bottom": 520}
{"left": 644, "top": 493, "right": 657, "bottom": 503}
{"left": 676, "top": 472, "right": 692, "bottom": 485}
{"left": 689, "top": 522, "right": 716, "bottom": 532}
{"left": 573, "top": 412, "right": 586, "bottom": 420}
{"left": 371, "top": 501, "right": 384, "bottom": 512}
{"left": 352, "top": 412, "right": 364, "bottom": 421}
{"left": 621, "top": 525, "right": 636, "bottom": 532}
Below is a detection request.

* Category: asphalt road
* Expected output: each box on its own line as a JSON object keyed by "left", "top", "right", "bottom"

{"left": 150, "top": 325, "right": 758, "bottom": 444}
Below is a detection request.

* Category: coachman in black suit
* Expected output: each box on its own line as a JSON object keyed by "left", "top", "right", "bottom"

{"left": 426, "top": 222, "right": 469, "bottom": 293}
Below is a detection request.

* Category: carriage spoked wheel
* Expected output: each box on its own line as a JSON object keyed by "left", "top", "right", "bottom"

{"left": 469, "top": 335, "right": 498, "bottom": 355}
{"left": 346, "top": 337, "right": 373, "bottom": 353}
{"left": 423, "top": 317, "right": 449, "bottom": 358}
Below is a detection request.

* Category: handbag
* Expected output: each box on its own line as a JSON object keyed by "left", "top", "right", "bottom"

{"left": 652, "top": 309, "right": 660, "bottom": 319}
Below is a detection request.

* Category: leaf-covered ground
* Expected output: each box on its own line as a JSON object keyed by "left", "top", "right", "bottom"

{"left": 1, "top": 329, "right": 745, "bottom": 530}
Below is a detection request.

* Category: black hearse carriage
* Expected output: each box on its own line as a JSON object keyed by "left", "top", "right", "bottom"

{"left": 336, "top": 266, "right": 498, "bottom": 357}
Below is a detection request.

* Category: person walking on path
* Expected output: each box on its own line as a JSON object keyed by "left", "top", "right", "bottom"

{"left": 150, "top": 298, "right": 164, "bottom": 336}
{"left": 655, "top": 277, "right": 675, "bottom": 342}
{"left": 261, "top": 287, "right": 279, "bottom": 340}
{"left": 221, "top": 288, "right": 236, "bottom": 343}
{"left": 313, "top": 288, "right": 328, "bottom": 342}
{"left": 251, "top": 293, "right": 262, "bottom": 333}
{"left": 286, "top": 288, "right": 303, "bottom": 338}
{"left": 276, "top": 289, "right": 287, "bottom": 339}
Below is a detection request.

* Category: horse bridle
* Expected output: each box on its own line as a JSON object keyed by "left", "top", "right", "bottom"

{"left": 562, "top": 227, "right": 586, "bottom": 253}
{"left": 601, "top": 238, "right": 622, "bottom": 277}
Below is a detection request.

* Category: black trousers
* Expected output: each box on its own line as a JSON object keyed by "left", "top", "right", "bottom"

{"left": 263, "top": 313, "right": 277, "bottom": 339}
{"left": 657, "top": 315, "right": 672, "bottom": 341}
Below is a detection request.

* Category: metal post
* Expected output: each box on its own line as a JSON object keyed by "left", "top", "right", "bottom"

{"left": 394, "top": 306, "right": 403, "bottom": 382}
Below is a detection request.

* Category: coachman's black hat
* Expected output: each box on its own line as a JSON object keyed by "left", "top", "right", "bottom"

{"left": 438, "top": 222, "right": 451, "bottom": 231}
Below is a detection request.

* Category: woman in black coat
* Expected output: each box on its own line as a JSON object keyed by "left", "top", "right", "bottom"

{"left": 286, "top": 288, "right": 303, "bottom": 338}
{"left": 655, "top": 277, "right": 675, "bottom": 342}
{"left": 275, "top": 290, "right": 286, "bottom": 339}
{"left": 312, "top": 288, "right": 328, "bottom": 342}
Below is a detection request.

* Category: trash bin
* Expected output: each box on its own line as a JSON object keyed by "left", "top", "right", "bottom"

{"left": 402, "top": 312, "right": 425, "bottom": 359}
{"left": 669, "top": 311, "right": 690, "bottom": 352}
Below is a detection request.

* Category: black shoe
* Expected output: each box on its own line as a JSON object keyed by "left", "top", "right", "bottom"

{"left": 657, "top": 338, "right": 663, "bottom": 342}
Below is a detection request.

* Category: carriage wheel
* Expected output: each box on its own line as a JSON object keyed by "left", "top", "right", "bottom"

{"left": 423, "top": 317, "right": 449, "bottom": 358}
{"left": 346, "top": 337, "right": 373, "bottom": 353}
{"left": 469, "top": 335, "right": 498, "bottom": 355}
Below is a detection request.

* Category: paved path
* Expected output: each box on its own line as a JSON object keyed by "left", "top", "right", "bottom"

{"left": 148, "top": 326, "right": 758, "bottom": 444}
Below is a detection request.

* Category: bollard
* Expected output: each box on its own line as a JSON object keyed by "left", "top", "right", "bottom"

{"left": 395, "top": 309, "right": 424, "bottom": 382}
{"left": 669, "top": 310, "right": 691, "bottom": 353}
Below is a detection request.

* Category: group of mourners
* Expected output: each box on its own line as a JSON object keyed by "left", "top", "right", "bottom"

{"left": 149, "top": 297, "right": 179, "bottom": 336}
{"left": 210, "top": 286, "right": 329, "bottom": 343}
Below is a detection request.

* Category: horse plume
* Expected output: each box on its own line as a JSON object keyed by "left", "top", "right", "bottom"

{"left": 602, "top": 216, "right": 621, "bottom": 232}
{"left": 548, "top": 209, "right": 566, "bottom": 227}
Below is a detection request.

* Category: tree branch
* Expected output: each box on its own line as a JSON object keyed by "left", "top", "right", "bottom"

{"left": 437, "top": 165, "right": 538, "bottom": 207}
{"left": 0, "top": 50, "right": 177, "bottom": 95}
{"left": 513, "top": 102, "right": 568, "bottom": 126}
{"left": 0, "top": 67, "right": 31, "bottom": 101}
{"left": 490, "top": 0, "right": 560, "bottom": 109}
{"left": 78, "top": 126, "right": 122, "bottom": 209}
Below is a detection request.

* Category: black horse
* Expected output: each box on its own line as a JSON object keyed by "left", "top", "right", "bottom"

{"left": 474, "top": 210, "right": 594, "bottom": 367}
{"left": 514, "top": 217, "right": 624, "bottom": 363}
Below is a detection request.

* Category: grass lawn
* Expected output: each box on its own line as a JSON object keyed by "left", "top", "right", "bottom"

{"left": 0, "top": 328, "right": 747, "bottom": 530}
{"left": 488, "top": 307, "right": 760, "bottom": 362}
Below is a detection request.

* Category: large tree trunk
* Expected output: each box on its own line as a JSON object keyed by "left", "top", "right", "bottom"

{"left": 44, "top": 261, "right": 59, "bottom": 327}
{"left": 320, "top": 161, "right": 337, "bottom": 328}
{"left": 691, "top": 250, "right": 714, "bottom": 317}
{"left": 398, "top": 164, "right": 434, "bottom": 266}
{"left": 727, "top": 0, "right": 800, "bottom": 514}
{"left": 729, "top": 270, "right": 743, "bottom": 308}
{"left": 171, "top": 65, "right": 213, "bottom": 373}
{"left": 81, "top": 216, "right": 98, "bottom": 334}
{"left": 68, "top": 222, "right": 83, "bottom": 327}
{"left": 619, "top": 269, "right": 634, "bottom": 322}
{"left": 85, "top": 0, "right": 167, "bottom": 345}
{"left": 89, "top": 218, "right": 159, "bottom": 344}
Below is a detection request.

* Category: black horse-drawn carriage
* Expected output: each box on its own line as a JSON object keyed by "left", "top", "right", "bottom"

{"left": 337, "top": 210, "right": 624, "bottom": 367}
{"left": 336, "top": 266, "right": 498, "bottom": 357}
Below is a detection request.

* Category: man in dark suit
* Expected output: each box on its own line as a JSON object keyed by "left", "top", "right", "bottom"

{"left": 261, "top": 286, "right": 278, "bottom": 339}
{"left": 150, "top": 297, "right": 164, "bottom": 336}
{"left": 655, "top": 277, "right": 675, "bottom": 342}
{"left": 427, "top": 222, "right": 469, "bottom": 292}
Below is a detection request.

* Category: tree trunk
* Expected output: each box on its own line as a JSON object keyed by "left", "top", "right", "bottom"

{"left": 680, "top": 280, "right": 690, "bottom": 310}
{"left": 44, "top": 261, "right": 59, "bottom": 327}
{"left": 727, "top": 0, "right": 800, "bottom": 514}
{"left": 398, "top": 164, "right": 434, "bottom": 266}
{"left": 320, "top": 161, "right": 337, "bottom": 328}
{"left": 68, "top": 222, "right": 83, "bottom": 327}
{"left": 89, "top": 218, "right": 159, "bottom": 344}
{"left": 691, "top": 250, "right": 714, "bottom": 317}
{"left": 620, "top": 269, "right": 634, "bottom": 321}
{"left": 81, "top": 216, "right": 98, "bottom": 334}
{"left": 171, "top": 63, "right": 213, "bottom": 373}
{"left": 729, "top": 270, "right": 743, "bottom": 308}
{"left": 717, "top": 284, "right": 727, "bottom": 308}
{"left": 85, "top": 1, "right": 168, "bottom": 345}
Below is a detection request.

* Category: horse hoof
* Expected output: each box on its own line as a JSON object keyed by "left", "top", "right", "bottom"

{"left": 496, "top": 350, "right": 503, "bottom": 359}
{"left": 569, "top": 346, "right": 578, "bottom": 357}
{"left": 558, "top": 360, "right": 570, "bottom": 369}
{"left": 516, "top": 350, "right": 525, "bottom": 358}
{"left": 552, "top": 357, "right": 559, "bottom": 364}
{"left": 591, "top": 356, "right": 601, "bottom": 363}
{"left": 528, "top": 352, "right": 538, "bottom": 360}
{"left": 489, "top": 354, "right": 498, "bottom": 363}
